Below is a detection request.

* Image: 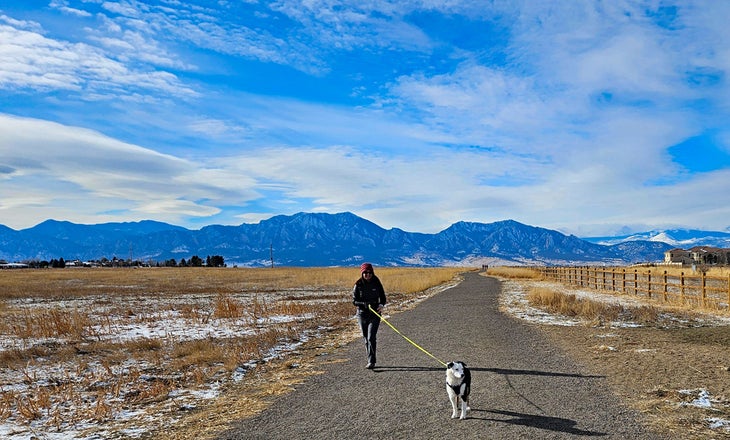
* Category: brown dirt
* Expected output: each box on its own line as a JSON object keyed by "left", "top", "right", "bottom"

{"left": 538, "top": 323, "right": 730, "bottom": 439}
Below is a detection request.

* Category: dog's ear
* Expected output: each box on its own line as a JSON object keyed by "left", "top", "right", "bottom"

{"left": 447, "top": 362, "right": 453, "bottom": 368}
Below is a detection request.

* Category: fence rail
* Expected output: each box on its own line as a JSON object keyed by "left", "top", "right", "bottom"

{"left": 537, "top": 267, "right": 730, "bottom": 310}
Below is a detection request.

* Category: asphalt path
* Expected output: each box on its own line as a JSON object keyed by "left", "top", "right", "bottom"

{"left": 218, "top": 272, "right": 667, "bottom": 439}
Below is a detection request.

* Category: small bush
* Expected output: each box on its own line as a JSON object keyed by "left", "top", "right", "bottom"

{"left": 213, "top": 294, "right": 244, "bottom": 319}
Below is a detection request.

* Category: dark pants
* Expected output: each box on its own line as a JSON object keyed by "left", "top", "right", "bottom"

{"left": 358, "top": 312, "right": 381, "bottom": 365}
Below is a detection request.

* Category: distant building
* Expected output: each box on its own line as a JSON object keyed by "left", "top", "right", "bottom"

{"left": 664, "top": 246, "right": 730, "bottom": 265}
{"left": 664, "top": 248, "right": 693, "bottom": 265}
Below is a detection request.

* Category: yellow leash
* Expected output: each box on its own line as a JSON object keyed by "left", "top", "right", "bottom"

{"left": 368, "top": 305, "right": 447, "bottom": 367}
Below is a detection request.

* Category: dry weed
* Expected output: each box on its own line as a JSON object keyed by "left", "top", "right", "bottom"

{"left": 213, "top": 294, "right": 245, "bottom": 319}
{"left": 9, "top": 308, "right": 94, "bottom": 341}
{"left": 487, "top": 266, "right": 542, "bottom": 280}
{"left": 0, "top": 266, "right": 467, "bottom": 299}
{"left": 172, "top": 339, "right": 225, "bottom": 368}
{"left": 528, "top": 287, "right": 629, "bottom": 323}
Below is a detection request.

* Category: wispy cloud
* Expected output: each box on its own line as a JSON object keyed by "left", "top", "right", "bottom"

{"left": 0, "top": 16, "right": 196, "bottom": 100}
{"left": 0, "top": 115, "right": 229, "bottom": 226}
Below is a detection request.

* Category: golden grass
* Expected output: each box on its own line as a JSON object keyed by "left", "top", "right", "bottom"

{"left": 213, "top": 293, "right": 245, "bottom": 319}
{"left": 0, "top": 266, "right": 468, "bottom": 299}
{"left": 527, "top": 287, "right": 670, "bottom": 325}
{"left": 0, "top": 266, "right": 468, "bottom": 435}
{"left": 485, "top": 266, "right": 542, "bottom": 279}
{"left": 527, "top": 287, "right": 620, "bottom": 321}
{"left": 8, "top": 308, "right": 93, "bottom": 340}
{"left": 172, "top": 339, "right": 225, "bottom": 368}
{"left": 527, "top": 287, "right": 696, "bottom": 326}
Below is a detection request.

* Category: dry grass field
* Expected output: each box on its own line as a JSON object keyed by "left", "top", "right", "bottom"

{"left": 0, "top": 266, "right": 467, "bottom": 439}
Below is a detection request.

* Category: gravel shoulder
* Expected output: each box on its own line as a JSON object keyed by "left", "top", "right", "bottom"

{"left": 214, "top": 272, "right": 665, "bottom": 440}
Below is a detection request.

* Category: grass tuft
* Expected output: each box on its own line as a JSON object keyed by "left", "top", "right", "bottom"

{"left": 526, "top": 287, "right": 661, "bottom": 325}
{"left": 486, "top": 266, "right": 542, "bottom": 280}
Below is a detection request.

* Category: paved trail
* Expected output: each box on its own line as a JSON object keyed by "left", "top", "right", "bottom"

{"left": 218, "top": 273, "right": 667, "bottom": 439}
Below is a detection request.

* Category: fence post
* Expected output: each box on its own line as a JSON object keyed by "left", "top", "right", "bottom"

{"left": 663, "top": 270, "right": 668, "bottom": 302}
{"left": 634, "top": 269, "right": 638, "bottom": 295}
{"left": 702, "top": 271, "right": 707, "bottom": 308}
{"left": 647, "top": 270, "right": 652, "bottom": 299}
{"left": 680, "top": 272, "right": 685, "bottom": 304}
{"left": 612, "top": 268, "right": 616, "bottom": 292}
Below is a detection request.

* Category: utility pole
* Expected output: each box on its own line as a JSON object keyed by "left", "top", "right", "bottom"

{"left": 270, "top": 243, "right": 274, "bottom": 268}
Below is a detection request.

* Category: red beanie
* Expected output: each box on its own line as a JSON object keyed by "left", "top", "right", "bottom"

{"left": 360, "top": 263, "right": 373, "bottom": 273}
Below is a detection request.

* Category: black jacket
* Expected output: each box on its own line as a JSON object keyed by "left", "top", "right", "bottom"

{"left": 352, "top": 275, "right": 386, "bottom": 317}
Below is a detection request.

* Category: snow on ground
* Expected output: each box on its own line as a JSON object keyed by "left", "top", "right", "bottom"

{"left": 0, "top": 291, "right": 329, "bottom": 440}
{"left": 0, "top": 281, "right": 458, "bottom": 440}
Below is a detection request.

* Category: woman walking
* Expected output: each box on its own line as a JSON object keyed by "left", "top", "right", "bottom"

{"left": 352, "top": 263, "right": 387, "bottom": 369}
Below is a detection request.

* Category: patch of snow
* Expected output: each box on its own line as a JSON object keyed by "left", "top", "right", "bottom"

{"left": 707, "top": 417, "right": 730, "bottom": 431}
{"left": 680, "top": 389, "right": 714, "bottom": 408}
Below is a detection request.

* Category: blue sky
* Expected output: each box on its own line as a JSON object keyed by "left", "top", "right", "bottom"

{"left": 1, "top": 1, "right": 730, "bottom": 237}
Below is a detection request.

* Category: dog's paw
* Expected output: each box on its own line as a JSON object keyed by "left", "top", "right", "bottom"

{"left": 451, "top": 413, "right": 458, "bottom": 419}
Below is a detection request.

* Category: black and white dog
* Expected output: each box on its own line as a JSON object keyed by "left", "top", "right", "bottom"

{"left": 445, "top": 361, "right": 471, "bottom": 420}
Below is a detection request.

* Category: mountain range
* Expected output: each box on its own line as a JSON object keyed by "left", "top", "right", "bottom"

{"left": 0, "top": 212, "right": 725, "bottom": 267}
{"left": 584, "top": 229, "right": 730, "bottom": 249}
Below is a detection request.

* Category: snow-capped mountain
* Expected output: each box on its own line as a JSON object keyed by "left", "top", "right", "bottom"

{"left": 584, "top": 229, "right": 730, "bottom": 249}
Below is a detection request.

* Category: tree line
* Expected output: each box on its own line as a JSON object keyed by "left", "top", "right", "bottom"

{"left": 16, "top": 255, "right": 226, "bottom": 268}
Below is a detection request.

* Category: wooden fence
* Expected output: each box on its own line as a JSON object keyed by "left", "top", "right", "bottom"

{"left": 537, "top": 267, "right": 730, "bottom": 310}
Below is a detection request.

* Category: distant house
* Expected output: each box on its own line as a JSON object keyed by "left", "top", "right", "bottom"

{"left": 664, "top": 248, "right": 693, "bottom": 265}
{"left": 664, "top": 246, "right": 730, "bottom": 265}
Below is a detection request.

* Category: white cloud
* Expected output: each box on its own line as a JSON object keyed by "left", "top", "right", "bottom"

{"left": 50, "top": 0, "right": 93, "bottom": 17}
{"left": 0, "top": 114, "right": 247, "bottom": 228}
{"left": 0, "top": 19, "right": 196, "bottom": 99}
